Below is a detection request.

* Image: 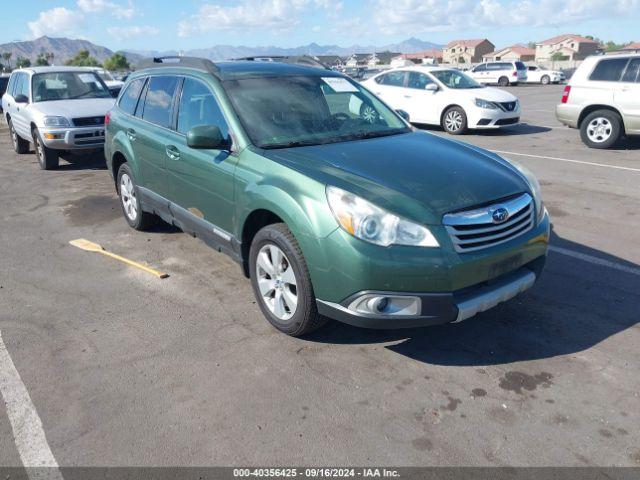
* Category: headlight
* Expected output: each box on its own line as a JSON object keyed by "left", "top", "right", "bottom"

{"left": 508, "top": 161, "right": 544, "bottom": 223}
{"left": 43, "top": 116, "right": 70, "bottom": 127}
{"left": 326, "top": 186, "right": 439, "bottom": 247}
{"left": 475, "top": 98, "right": 497, "bottom": 109}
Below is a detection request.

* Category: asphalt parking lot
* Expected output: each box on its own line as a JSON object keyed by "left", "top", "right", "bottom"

{"left": 0, "top": 84, "right": 639, "bottom": 469}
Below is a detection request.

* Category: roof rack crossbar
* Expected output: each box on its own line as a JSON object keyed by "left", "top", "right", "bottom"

{"left": 136, "top": 56, "right": 220, "bottom": 77}
{"left": 231, "top": 55, "right": 331, "bottom": 70}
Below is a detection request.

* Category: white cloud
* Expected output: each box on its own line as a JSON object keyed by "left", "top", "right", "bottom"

{"left": 107, "top": 25, "right": 160, "bottom": 39}
{"left": 77, "top": 0, "right": 136, "bottom": 19}
{"left": 28, "top": 7, "right": 86, "bottom": 38}
{"left": 371, "top": 0, "right": 639, "bottom": 35}
{"left": 178, "top": 0, "right": 312, "bottom": 37}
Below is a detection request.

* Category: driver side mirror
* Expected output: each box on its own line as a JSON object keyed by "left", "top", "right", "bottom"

{"left": 14, "top": 94, "right": 29, "bottom": 104}
{"left": 425, "top": 83, "right": 438, "bottom": 92}
{"left": 396, "top": 109, "right": 410, "bottom": 122}
{"left": 186, "top": 125, "right": 229, "bottom": 150}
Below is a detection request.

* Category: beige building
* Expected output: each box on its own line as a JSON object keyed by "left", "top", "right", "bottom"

{"left": 392, "top": 49, "right": 443, "bottom": 64}
{"left": 483, "top": 45, "right": 535, "bottom": 62}
{"left": 535, "top": 34, "right": 601, "bottom": 61}
{"left": 616, "top": 42, "right": 640, "bottom": 53}
{"left": 443, "top": 39, "right": 494, "bottom": 64}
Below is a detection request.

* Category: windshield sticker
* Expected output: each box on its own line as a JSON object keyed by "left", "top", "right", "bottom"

{"left": 78, "top": 73, "right": 97, "bottom": 83}
{"left": 322, "top": 77, "right": 358, "bottom": 93}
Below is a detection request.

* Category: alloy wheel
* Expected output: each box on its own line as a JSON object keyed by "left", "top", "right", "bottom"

{"left": 256, "top": 244, "right": 298, "bottom": 321}
{"left": 11, "top": 125, "right": 18, "bottom": 150}
{"left": 586, "top": 117, "right": 612, "bottom": 143}
{"left": 33, "top": 134, "right": 44, "bottom": 165}
{"left": 120, "top": 173, "right": 138, "bottom": 221}
{"left": 444, "top": 111, "right": 463, "bottom": 132}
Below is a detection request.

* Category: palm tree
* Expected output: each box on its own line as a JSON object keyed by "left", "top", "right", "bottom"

{"left": 1, "top": 52, "right": 12, "bottom": 70}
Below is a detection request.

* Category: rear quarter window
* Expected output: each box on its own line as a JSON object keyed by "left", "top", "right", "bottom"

{"left": 140, "top": 76, "right": 179, "bottom": 129}
{"left": 589, "top": 58, "right": 629, "bottom": 82}
{"left": 118, "top": 77, "right": 146, "bottom": 115}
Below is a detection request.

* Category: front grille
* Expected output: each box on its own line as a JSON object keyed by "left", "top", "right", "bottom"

{"left": 72, "top": 116, "right": 105, "bottom": 127}
{"left": 499, "top": 101, "right": 517, "bottom": 112}
{"left": 495, "top": 117, "right": 519, "bottom": 126}
{"left": 443, "top": 193, "right": 534, "bottom": 253}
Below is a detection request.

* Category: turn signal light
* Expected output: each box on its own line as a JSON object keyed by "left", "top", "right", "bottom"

{"left": 561, "top": 86, "right": 571, "bottom": 104}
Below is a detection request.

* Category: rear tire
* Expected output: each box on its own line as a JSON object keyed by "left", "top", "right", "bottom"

{"left": 580, "top": 110, "right": 622, "bottom": 149}
{"left": 498, "top": 76, "right": 509, "bottom": 87}
{"left": 249, "top": 223, "right": 328, "bottom": 336}
{"left": 117, "top": 163, "right": 158, "bottom": 230}
{"left": 541, "top": 75, "right": 550, "bottom": 85}
{"left": 9, "top": 119, "right": 29, "bottom": 154}
{"left": 32, "top": 128, "right": 59, "bottom": 170}
{"left": 442, "top": 107, "right": 468, "bottom": 135}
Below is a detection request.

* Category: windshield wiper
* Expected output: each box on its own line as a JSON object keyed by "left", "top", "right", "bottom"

{"left": 338, "top": 128, "right": 407, "bottom": 141}
{"left": 262, "top": 139, "right": 323, "bottom": 149}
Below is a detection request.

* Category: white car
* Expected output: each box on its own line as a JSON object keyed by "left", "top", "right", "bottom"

{"left": 362, "top": 66, "right": 521, "bottom": 134}
{"left": 525, "top": 65, "right": 565, "bottom": 84}
{"left": 87, "top": 67, "right": 124, "bottom": 96}
{"left": 468, "top": 61, "right": 528, "bottom": 86}
{"left": 2, "top": 66, "right": 115, "bottom": 169}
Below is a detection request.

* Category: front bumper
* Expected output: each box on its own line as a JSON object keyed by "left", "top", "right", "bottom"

{"left": 469, "top": 107, "right": 521, "bottom": 129}
{"left": 311, "top": 210, "right": 550, "bottom": 329}
{"left": 39, "top": 125, "right": 106, "bottom": 150}
{"left": 317, "top": 258, "right": 543, "bottom": 328}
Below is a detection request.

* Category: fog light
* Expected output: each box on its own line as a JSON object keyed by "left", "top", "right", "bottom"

{"left": 348, "top": 294, "right": 420, "bottom": 316}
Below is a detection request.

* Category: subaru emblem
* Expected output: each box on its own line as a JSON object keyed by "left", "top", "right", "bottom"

{"left": 491, "top": 207, "right": 509, "bottom": 224}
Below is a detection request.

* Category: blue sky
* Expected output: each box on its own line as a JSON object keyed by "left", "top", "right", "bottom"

{"left": 3, "top": 0, "right": 639, "bottom": 50}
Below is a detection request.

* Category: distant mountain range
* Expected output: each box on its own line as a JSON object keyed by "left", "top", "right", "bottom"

{"left": 0, "top": 36, "right": 442, "bottom": 67}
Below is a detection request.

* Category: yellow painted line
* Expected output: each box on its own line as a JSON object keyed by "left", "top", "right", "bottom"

{"left": 69, "top": 238, "right": 169, "bottom": 279}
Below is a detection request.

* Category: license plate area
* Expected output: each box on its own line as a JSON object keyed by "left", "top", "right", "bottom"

{"left": 488, "top": 253, "right": 523, "bottom": 279}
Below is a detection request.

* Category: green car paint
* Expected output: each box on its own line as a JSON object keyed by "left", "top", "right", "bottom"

{"left": 105, "top": 59, "right": 549, "bottom": 330}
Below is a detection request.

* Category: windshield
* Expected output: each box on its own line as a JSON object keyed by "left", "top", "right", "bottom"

{"left": 31, "top": 72, "right": 112, "bottom": 102}
{"left": 222, "top": 75, "right": 410, "bottom": 149}
{"left": 431, "top": 70, "right": 483, "bottom": 89}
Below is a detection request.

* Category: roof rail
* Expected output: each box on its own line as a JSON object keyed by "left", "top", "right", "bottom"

{"left": 136, "top": 56, "right": 220, "bottom": 76}
{"left": 232, "top": 55, "right": 331, "bottom": 70}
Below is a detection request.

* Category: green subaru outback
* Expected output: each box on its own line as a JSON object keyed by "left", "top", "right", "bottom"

{"left": 105, "top": 57, "right": 549, "bottom": 336}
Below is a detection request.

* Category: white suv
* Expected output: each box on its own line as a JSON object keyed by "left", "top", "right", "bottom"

{"left": 1, "top": 66, "right": 115, "bottom": 169}
{"left": 469, "top": 61, "right": 528, "bottom": 86}
{"left": 556, "top": 54, "right": 640, "bottom": 148}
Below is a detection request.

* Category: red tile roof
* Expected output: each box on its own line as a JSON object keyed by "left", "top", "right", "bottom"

{"left": 620, "top": 42, "right": 640, "bottom": 50}
{"left": 539, "top": 34, "right": 598, "bottom": 45}
{"left": 445, "top": 39, "right": 490, "bottom": 49}
{"left": 397, "top": 49, "right": 443, "bottom": 59}
{"left": 495, "top": 45, "right": 535, "bottom": 56}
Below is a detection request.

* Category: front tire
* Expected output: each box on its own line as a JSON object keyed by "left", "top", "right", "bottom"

{"left": 9, "top": 119, "right": 30, "bottom": 154}
{"left": 442, "top": 107, "right": 468, "bottom": 135}
{"left": 249, "top": 223, "right": 328, "bottom": 336}
{"left": 117, "top": 163, "right": 158, "bottom": 230}
{"left": 32, "top": 128, "right": 59, "bottom": 170}
{"left": 580, "top": 110, "right": 622, "bottom": 149}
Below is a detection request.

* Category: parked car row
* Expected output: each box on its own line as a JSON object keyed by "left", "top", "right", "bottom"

{"left": 3, "top": 58, "right": 551, "bottom": 336}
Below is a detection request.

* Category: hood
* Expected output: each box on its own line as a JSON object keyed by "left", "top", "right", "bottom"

{"left": 261, "top": 131, "right": 529, "bottom": 225}
{"left": 469, "top": 86, "right": 518, "bottom": 102}
{"left": 31, "top": 98, "right": 116, "bottom": 120}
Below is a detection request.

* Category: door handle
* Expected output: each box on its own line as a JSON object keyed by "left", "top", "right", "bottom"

{"left": 127, "top": 129, "right": 136, "bottom": 141}
{"left": 165, "top": 145, "right": 180, "bottom": 160}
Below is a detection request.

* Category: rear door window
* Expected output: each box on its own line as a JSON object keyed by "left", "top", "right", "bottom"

{"left": 141, "top": 76, "right": 179, "bottom": 129}
{"left": 118, "top": 78, "right": 146, "bottom": 115}
{"left": 589, "top": 58, "right": 629, "bottom": 82}
{"left": 621, "top": 58, "right": 640, "bottom": 83}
